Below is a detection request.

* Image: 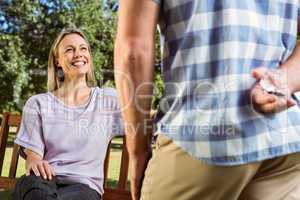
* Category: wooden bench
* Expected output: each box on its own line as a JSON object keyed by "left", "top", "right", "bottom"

{"left": 0, "top": 112, "right": 132, "bottom": 200}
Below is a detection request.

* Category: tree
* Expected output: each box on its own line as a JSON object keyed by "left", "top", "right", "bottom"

{"left": 0, "top": 34, "right": 30, "bottom": 111}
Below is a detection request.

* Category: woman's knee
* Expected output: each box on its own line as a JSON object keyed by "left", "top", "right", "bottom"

{"left": 13, "top": 175, "right": 57, "bottom": 200}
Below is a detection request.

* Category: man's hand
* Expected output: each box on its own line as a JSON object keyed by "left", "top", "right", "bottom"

{"left": 251, "top": 67, "right": 296, "bottom": 113}
{"left": 130, "top": 152, "right": 151, "bottom": 200}
{"left": 25, "top": 149, "right": 55, "bottom": 180}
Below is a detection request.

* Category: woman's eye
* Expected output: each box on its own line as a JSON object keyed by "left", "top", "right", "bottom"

{"left": 81, "top": 47, "right": 88, "bottom": 51}
{"left": 65, "top": 48, "right": 73, "bottom": 53}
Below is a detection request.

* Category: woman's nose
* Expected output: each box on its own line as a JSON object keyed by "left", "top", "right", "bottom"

{"left": 74, "top": 48, "right": 83, "bottom": 58}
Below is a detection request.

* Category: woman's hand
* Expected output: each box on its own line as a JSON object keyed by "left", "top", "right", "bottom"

{"left": 24, "top": 149, "right": 55, "bottom": 180}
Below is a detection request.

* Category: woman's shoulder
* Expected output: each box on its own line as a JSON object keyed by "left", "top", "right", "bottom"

{"left": 22, "top": 92, "right": 50, "bottom": 112}
{"left": 26, "top": 92, "right": 50, "bottom": 103}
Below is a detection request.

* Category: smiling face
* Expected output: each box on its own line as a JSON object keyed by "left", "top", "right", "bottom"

{"left": 57, "top": 33, "right": 91, "bottom": 80}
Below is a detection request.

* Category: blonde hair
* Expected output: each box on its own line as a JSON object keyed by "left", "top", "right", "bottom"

{"left": 47, "top": 28, "right": 96, "bottom": 91}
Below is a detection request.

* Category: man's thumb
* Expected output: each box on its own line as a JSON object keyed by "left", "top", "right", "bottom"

{"left": 252, "top": 67, "right": 268, "bottom": 80}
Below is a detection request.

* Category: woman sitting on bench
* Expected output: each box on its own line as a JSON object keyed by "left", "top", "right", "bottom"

{"left": 13, "top": 27, "right": 124, "bottom": 200}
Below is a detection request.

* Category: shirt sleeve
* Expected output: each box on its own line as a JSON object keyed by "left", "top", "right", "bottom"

{"left": 14, "top": 96, "right": 45, "bottom": 158}
{"left": 153, "top": 0, "right": 161, "bottom": 4}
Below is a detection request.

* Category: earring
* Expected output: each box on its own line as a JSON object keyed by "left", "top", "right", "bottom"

{"left": 57, "top": 67, "right": 64, "bottom": 82}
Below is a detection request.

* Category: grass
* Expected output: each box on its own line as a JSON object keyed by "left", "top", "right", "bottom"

{"left": 0, "top": 133, "right": 127, "bottom": 200}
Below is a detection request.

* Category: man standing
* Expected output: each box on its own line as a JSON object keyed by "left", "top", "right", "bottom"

{"left": 114, "top": 1, "right": 300, "bottom": 200}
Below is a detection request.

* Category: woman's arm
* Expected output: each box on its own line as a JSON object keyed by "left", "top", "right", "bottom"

{"left": 14, "top": 96, "right": 52, "bottom": 179}
{"left": 24, "top": 148, "right": 55, "bottom": 180}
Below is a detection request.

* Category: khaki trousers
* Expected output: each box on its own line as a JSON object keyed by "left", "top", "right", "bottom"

{"left": 140, "top": 135, "right": 300, "bottom": 200}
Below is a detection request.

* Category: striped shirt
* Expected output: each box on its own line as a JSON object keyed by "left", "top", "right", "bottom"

{"left": 153, "top": 0, "right": 300, "bottom": 165}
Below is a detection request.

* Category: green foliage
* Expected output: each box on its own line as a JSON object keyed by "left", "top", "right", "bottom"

{"left": 0, "top": 0, "right": 163, "bottom": 112}
{"left": 153, "top": 30, "right": 163, "bottom": 109}
{"left": 0, "top": 34, "right": 30, "bottom": 112}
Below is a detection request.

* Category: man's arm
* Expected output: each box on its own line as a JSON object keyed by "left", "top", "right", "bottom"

{"left": 279, "top": 44, "right": 300, "bottom": 93}
{"left": 114, "top": 1, "right": 160, "bottom": 199}
{"left": 251, "top": 18, "right": 300, "bottom": 113}
{"left": 279, "top": 16, "right": 300, "bottom": 92}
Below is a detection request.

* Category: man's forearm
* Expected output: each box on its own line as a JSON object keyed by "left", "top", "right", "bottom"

{"left": 114, "top": 0, "right": 159, "bottom": 157}
{"left": 114, "top": 37, "right": 154, "bottom": 156}
{"left": 114, "top": 37, "right": 155, "bottom": 199}
{"left": 280, "top": 42, "right": 300, "bottom": 93}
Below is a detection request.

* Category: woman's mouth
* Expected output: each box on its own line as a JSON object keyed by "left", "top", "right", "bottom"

{"left": 71, "top": 61, "right": 87, "bottom": 67}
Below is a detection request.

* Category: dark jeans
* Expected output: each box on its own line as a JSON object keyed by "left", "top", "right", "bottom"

{"left": 12, "top": 175, "right": 101, "bottom": 200}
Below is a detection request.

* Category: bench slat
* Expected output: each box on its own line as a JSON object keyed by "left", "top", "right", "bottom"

{"left": 0, "top": 177, "right": 16, "bottom": 190}
{"left": 103, "top": 188, "right": 132, "bottom": 200}
{"left": 118, "top": 139, "right": 129, "bottom": 190}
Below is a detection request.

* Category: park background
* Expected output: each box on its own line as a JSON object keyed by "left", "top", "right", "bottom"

{"left": 0, "top": 0, "right": 163, "bottom": 199}
{"left": 0, "top": 0, "right": 163, "bottom": 113}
